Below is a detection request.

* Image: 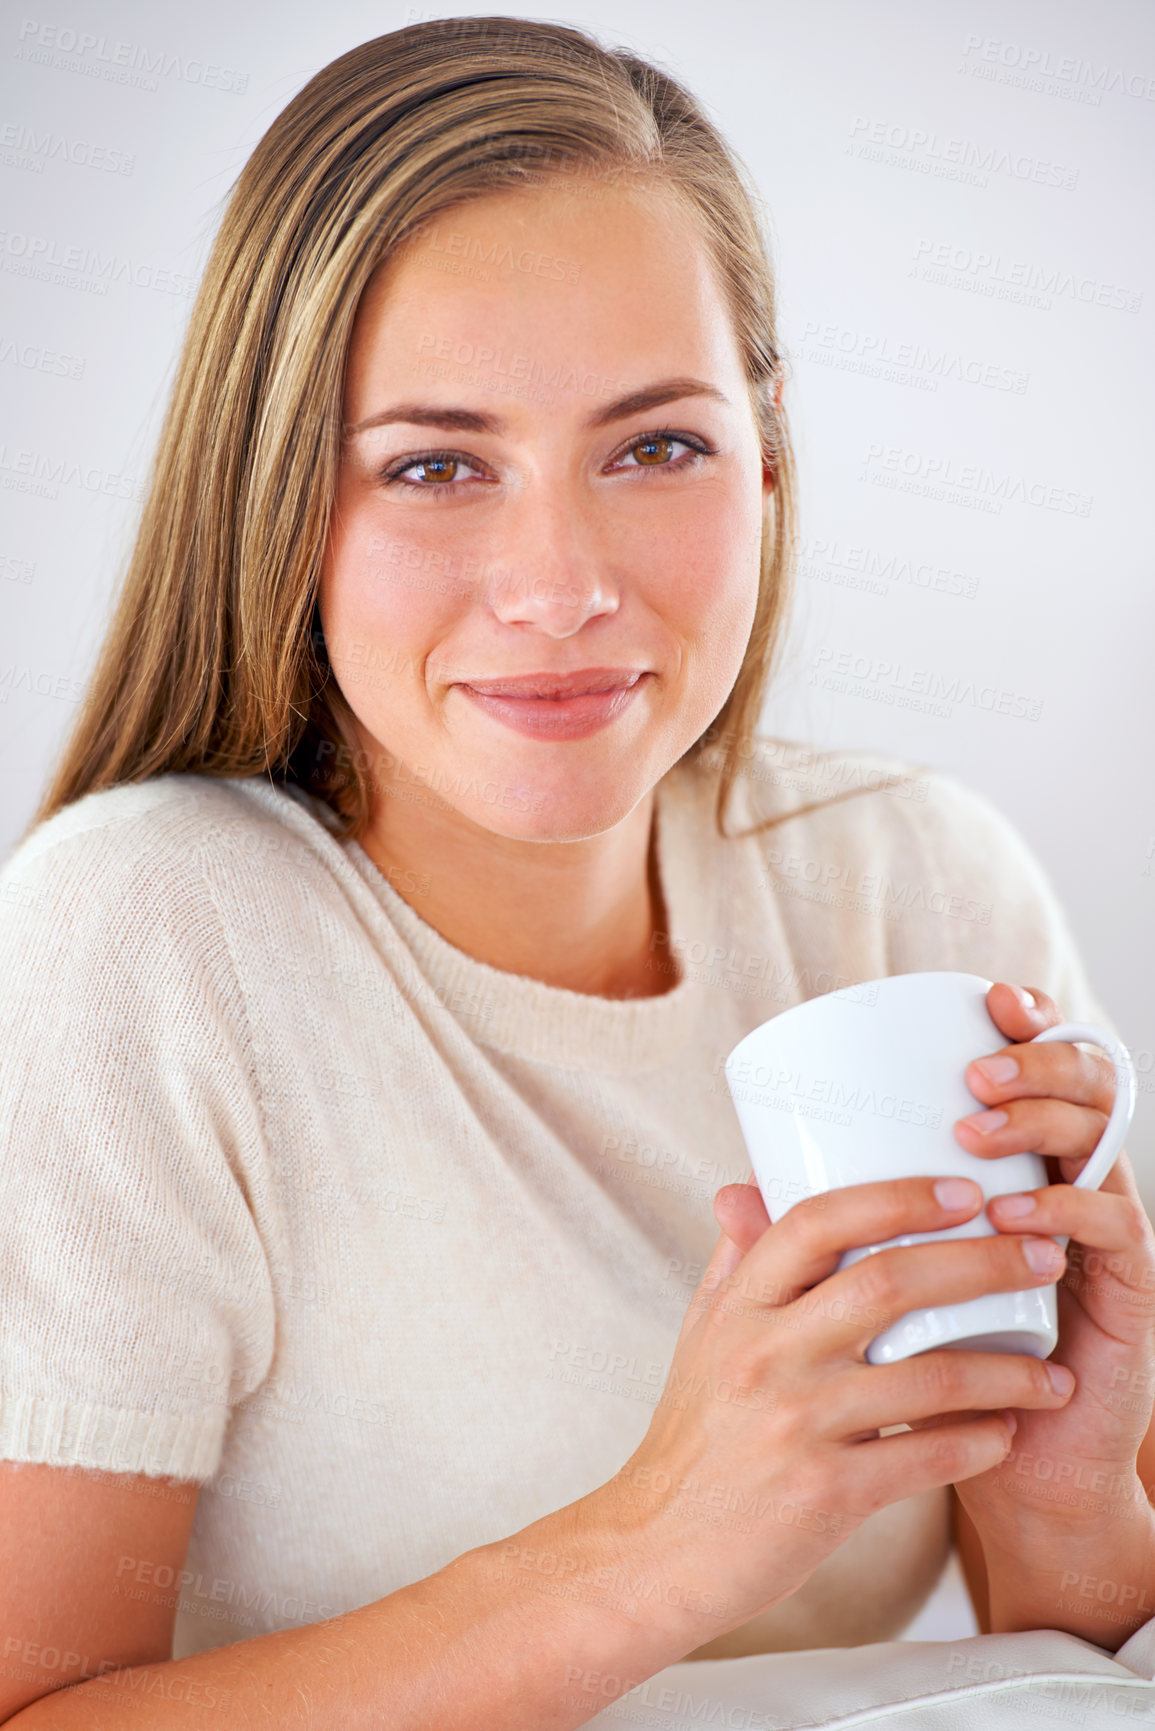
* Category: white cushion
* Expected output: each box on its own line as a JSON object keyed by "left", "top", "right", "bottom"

{"left": 577, "top": 1613, "right": 1155, "bottom": 1727}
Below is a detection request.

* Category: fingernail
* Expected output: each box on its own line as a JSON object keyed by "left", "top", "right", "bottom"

{"left": 1022, "top": 1236, "right": 1063, "bottom": 1275}
{"left": 934, "top": 1177, "right": 982, "bottom": 1211}
{"left": 975, "top": 1056, "right": 1019, "bottom": 1084}
{"left": 1046, "top": 1362, "right": 1075, "bottom": 1397}
{"left": 959, "top": 1108, "right": 1008, "bottom": 1134}
{"left": 991, "top": 1191, "right": 1036, "bottom": 1218}
{"left": 1013, "top": 986, "right": 1038, "bottom": 1013}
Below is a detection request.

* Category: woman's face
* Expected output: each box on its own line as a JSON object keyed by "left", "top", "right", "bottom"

{"left": 320, "top": 174, "right": 773, "bottom": 842}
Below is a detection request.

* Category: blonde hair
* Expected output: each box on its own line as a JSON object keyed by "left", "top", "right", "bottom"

{"left": 27, "top": 15, "right": 800, "bottom": 845}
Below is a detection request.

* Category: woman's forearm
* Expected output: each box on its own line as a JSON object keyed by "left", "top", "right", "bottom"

{"left": 5, "top": 1486, "right": 711, "bottom": 1730}
{"left": 981, "top": 1482, "right": 1155, "bottom": 1653}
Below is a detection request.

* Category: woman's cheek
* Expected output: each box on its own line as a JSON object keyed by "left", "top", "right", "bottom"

{"left": 648, "top": 510, "right": 760, "bottom": 666}
{"left": 335, "top": 523, "right": 464, "bottom": 650}
{"left": 320, "top": 523, "right": 466, "bottom": 747}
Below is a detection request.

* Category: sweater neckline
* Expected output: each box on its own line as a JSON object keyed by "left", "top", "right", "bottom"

{"left": 333, "top": 757, "right": 710, "bottom": 1072}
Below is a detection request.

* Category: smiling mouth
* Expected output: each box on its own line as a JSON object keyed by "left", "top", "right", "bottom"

{"left": 458, "top": 668, "right": 647, "bottom": 700}
{"left": 453, "top": 668, "right": 651, "bottom": 741}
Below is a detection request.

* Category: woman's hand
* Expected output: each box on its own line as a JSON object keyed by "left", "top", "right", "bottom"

{"left": 938, "top": 981, "right": 1155, "bottom": 1543}
{"left": 598, "top": 1165, "right": 1075, "bottom": 1649}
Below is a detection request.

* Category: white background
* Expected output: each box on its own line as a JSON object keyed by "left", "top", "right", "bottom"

{"left": 2, "top": 0, "right": 1153, "bottom": 1644}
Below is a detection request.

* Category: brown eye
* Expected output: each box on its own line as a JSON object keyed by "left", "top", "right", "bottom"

{"left": 611, "top": 430, "right": 711, "bottom": 474}
{"left": 631, "top": 435, "right": 675, "bottom": 466}
{"left": 413, "top": 456, "right": 459, "bottom": 483}
{"left": 380, "top": 449, "right": 489, "bottom": 493}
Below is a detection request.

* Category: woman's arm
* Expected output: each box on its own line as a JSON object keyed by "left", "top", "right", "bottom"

{"left": 979, "top": 1486, "right": 1155, "bottom": 1652}
{"left": 971, "top": 1404, "right": 1155, "bottom": 1649}
{"left": 951, "top": 1479, "right": 1154, "bottom": 1655}
{"left": 950, "top": 1487, "right": 991, "bottom": 1634}
{"left": 0, "top": 1463, "right": 201, "bottom": 1723}
{"left": 4, "top": 1482, "right": 700, "bottom": 1731}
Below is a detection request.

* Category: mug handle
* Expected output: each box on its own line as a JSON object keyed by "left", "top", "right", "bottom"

{"left": 1028, "top": 1021, "right": 1137, "bottom": 1193}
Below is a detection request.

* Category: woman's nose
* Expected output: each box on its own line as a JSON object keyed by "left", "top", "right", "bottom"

{"left": 483, "top": 493, "right": 620, "bottom": 638}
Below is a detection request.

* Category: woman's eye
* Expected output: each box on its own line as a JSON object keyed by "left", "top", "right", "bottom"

{"left": 613, "top": 431, "right": 708, "bottom": 471}
{"left": 382, "top": 452, "right": 486, "bottom": 493}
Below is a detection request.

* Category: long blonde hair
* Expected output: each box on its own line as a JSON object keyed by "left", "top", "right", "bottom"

{"left": 27, "top": 15, "right": 800, "bottom": 845}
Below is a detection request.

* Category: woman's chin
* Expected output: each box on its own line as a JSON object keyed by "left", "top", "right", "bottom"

{"left": 450, "top": 759, "right": 657, "bottom": 845}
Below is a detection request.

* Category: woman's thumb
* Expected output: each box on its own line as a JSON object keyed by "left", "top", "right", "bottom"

{"left": 713, "top": 1180, "right": 771, "bottom": 1259}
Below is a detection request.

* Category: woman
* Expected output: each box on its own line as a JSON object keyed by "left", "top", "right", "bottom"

{"left": 1, "top": 17, "right": 1153, "bottom": 1729}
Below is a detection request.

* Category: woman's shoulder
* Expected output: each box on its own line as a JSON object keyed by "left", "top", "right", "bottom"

{"left": 688, "top": 734, "right": 1016, "bottom": 850}
{"left": 0, "top": 772, "right": 315, "bottom": 947}
{"left": 682, "top": 734, "right": 1054, "bottom": 913}
{"left": 686, "top": 737, "right": 1103, "bottom": 1010}
{"left": 5, "top": 771, "right": 317, "bottom": 878}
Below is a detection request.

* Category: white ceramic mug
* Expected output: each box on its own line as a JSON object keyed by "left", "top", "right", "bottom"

{"left": 723, "top": 970, "right": 1137, "bottom": 1365}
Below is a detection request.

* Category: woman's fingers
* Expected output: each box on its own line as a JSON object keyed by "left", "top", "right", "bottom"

{"left": 712, "top": 1181, "right": 770, "bottom": 1259}
{"left": 820, "top": 1346, "right": 1073, "bottom": 1442}
{"left": 964, "top": 1040, "right": 1117, "bottom": 1116}
{"left": 686, "top": 1184, "right": 774, "bottom": 1335}
{"left": 955, "top": 1094, "right": 1109, "bottom": 1165}
{"left": 985, "top": 1167, "right": 1155, "bottom": 1344}
{"left": 689, "top": 1212, "right": 749, "bottom": 1314}
{"left": 788, "top": 1225, "right": 1068, "bottom": 1360}
{"left": 956, "top": 985, "right": 1118, "bottom": 1174}
{"left": 986, "top": 1176, "right": 1140, "bottom": 1251}
{"left": 846, "top": 1415, "right": 1020, "bottom": 1506}
{"left": 727, "top": 1174, "right": 1068, "bottom": 1356}
{"left": 961, "top": 1039, "right": 1116, "bottom": 1121}
{"left": 984, "top": 981, "right": 1056, "bottom": 1041}
{"left": 732, "top": 1176, "right": 976, "bottom": 1312}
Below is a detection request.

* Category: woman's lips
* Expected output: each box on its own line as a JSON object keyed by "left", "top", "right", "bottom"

{"left": 455, "top": 671, "right": 651, "bottom": 740}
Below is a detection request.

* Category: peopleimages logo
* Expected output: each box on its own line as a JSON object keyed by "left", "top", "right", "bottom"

{"left": 860, "top": 442, "right": 1093, "bottom": 518}
{"left": 757, "top": 848, "right": 993, "bottom": 926}
{"left": 811, "top": 646, "right": 1044, "bottom": 724}
{"left": 798, "top": 320, "right": 1028, "bottom": 395}
{"left": 848, "top": 116, "right": 1079, "bottom": 190}
{"left": 406, "top": 220, "right": 581, "bottom": 283}
{"left": 959, "top": 34, "right": 1155, "bottom": 103}
{"left": 911, "top": 239, "right": 1142, "bottom": 315}
{"left": 0, "top": 229, "right": 197, "bottom": 298}
{"left": 14, "top": 19, "right": 249, "bottom": 93}
{"left": 798, "top": 537, "right": 979, "bottom": 601}
{"left": 0, "top": 120, "right": 135, "bottom": 175}
{"left": 726, "top": 1063, "right": 945, "bottom": 1129}
{"left": 0, "top": 443, "right": 146, "bottom": 502}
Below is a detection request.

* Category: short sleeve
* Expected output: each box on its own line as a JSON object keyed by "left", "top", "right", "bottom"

{"left": 890, "top": 769, "right": 1119, "bottom": 1037}
{"left": 0, "top": 795, "right": 276, "bottom": 1483}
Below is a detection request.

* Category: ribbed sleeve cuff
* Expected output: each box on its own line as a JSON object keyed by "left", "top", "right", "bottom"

{"left": 0, "top": 1392, "right": 226, "bottom": 1482}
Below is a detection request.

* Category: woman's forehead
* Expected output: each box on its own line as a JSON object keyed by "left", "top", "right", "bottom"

{"left": 365, "top": 175, "right": 704, "bottom": 297}
{"left": 344, "top": 181, "right": 737, "bottom": 402}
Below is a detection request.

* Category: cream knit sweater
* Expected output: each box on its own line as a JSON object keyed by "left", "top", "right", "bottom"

{"left": 0, "top": 739, "right": 1115, "bottom": 1664}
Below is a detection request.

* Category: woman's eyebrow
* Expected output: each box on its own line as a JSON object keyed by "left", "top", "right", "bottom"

{"left": 347, "top": 377, "right": 728, "bottom": 438}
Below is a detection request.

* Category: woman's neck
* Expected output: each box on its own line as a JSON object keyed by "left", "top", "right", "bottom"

{"left": 354, "top": 779, "right": 676, "bottom": 1000}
